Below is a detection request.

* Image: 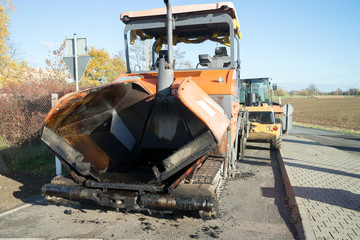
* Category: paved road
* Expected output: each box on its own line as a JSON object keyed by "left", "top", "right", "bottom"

{"left": 290, "top": 126, "right": 360, "bottom": 156}
{"left": 281, "top": 136, "right": 360, "bottom": 239}
{"left": 281, "top": 127, "right": 360, "bottom": 240}
{"left": 0, "top": 142, "right": 297, "bottom": 239}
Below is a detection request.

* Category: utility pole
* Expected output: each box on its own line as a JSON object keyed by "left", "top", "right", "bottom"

{"left": 51, "top": 93, "right": 62, "bottom": 175}
{"left": 63, "top": 34, "right": 91, "bottom": 91}
{"left": 145, "top": 39, "right": 149, "bottom": 70}
{"left": 73, "top": 34, "right": 79, "bottom": 91}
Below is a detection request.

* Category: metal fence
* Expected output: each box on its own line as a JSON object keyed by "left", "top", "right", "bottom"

{"left": 0, "top": 93, "right": 54, "bottom": 172}
{"left": 0, "top": 94, "right": 52, "bottom": 146}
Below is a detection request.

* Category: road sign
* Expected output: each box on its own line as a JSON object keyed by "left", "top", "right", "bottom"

{"left": 63, "top": 56, "right": 91, "bottom": 82}
{"left": 283, "top": 103, "right": 294, "bottom": 115}
{"left": 66, "top": 38, "right": 87, "bottom": 56}
{"left": 283, "top": 115, "right": 293, "bottom": 131}
{"left": 64, "top": 34, "right": 91, "bottom": 91}
{"left": 283, "top": 103, "right": 293, "bottom": 133}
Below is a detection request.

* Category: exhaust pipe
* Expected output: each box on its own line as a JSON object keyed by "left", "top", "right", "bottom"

{"left": 157, "top": 0, "right": 174, "bottom": 96}
{"left": 164, "top": 0, "right": 173, "bottom": 68}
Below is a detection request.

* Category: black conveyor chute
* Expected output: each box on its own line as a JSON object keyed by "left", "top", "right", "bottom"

{"left": 152, "top": 131, "right": 216, "bottom": 182}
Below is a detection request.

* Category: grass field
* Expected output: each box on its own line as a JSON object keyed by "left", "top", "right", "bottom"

{"left": 280, "top": 96, "right": 360, "bottom": 132}
{"left": 0, "top": 140, "right": 55, "bottom": 176}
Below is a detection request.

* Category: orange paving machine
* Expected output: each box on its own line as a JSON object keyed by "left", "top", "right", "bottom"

{"left": 41, "top": 1, "right": 248, "bottom": 218}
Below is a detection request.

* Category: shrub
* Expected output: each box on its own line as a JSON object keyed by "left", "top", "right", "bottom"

{"left": 0, "top": 72, "right": 75, "bottom": 146}
{"left": 273, "top": 88, "right": 287, "bottom": 96}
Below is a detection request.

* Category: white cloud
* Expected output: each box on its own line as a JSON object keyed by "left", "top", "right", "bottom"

{"left": 41, "top": 41, "right": 58, "bottom": 50}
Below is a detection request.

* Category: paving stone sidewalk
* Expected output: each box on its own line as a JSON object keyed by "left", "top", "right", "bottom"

{"left": 280, "top": 135, "right": 360, "bottom": 240}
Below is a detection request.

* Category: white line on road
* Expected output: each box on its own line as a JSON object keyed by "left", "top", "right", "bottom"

{"left": 0, "top": 198, "right": 45, "bottom": 218}
{"left": 0, "top": 203, "right": 32, "bottom": 218}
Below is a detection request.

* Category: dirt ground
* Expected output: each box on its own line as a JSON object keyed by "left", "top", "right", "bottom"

{"left": 0, "top": 172, "right": 50, "bottom": 212}
{"left": 282, "top": 97, "right": 360, "bottom": 131}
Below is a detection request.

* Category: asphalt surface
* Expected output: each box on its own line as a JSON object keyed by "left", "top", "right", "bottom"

{"left": 0, "top": 141, "right": 297, "bottom": 239}
{"left": 290, "top": 126, "right": 360, "bottom": 156}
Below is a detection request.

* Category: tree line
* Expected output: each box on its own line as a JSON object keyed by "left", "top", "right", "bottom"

{"left": 274, "top": 84, "right": 359, "bottom": 97}
{"left": 1, "top": 1, "right": 126, "bottom": 91}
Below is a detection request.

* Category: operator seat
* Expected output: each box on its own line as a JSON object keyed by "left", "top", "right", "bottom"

{"left": 198, "top": 47, "right": 231, "bottom": 68}
{"left": 214, "top": 47, "right": 227, "bottom": 56}
{"left": 212, "top": 47, "right": 231, "bottom": 67}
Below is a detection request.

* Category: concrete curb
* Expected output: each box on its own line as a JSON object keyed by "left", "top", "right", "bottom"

{"left": 277, "top": 149, "right": 316, "bottom": 240}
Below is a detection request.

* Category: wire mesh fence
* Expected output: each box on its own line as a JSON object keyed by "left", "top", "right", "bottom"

{"left": 0, "top": 94, "right": 52, "bottom": 146}
{"left": 0, "top": 92, "right": 55, "bottom": 173}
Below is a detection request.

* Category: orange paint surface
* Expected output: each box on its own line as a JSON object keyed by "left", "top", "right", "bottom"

{"left": 119, "top": 69, "right": 236, "bottom": 96}
{"left": 174, "top": 78, "right": 230, "bottom": 142}
{"left": 272, "top": 105, "right": 283, "bottom": 114}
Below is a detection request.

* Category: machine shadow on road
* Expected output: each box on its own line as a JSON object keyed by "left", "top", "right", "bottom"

{"left": 291, "top": 186, "right": 360, "bottom": 212}
{"left": 341, "top": 136, "right": 360, "bottom": 142}
{"left": 285, "top": 137, "right": 360, "bottom": 153}
{"left": 0, "top": 170, "right": 51, "bottom": 212}
{"left": 245, "top": 141, "right": 271, "bottom": 151}
{"left": 327, "top": 145, "right": 360, "bottom": 153}
{"left": 261, "top": 150, "right": 298, "bottom": 239}
{"left": 239, "top": 142, "right": 298, "bottom": 239}
{"left": 325, "top": 135, "right": 360, "bottom": 141}
{"left": 282, "top": 138, "right": 323, "bottom": 147}
{"left": 283, "top": 160, "right": 360, "bottom": 179}
{"left": 239, "top": 159, "right": 271, "bottom": 166}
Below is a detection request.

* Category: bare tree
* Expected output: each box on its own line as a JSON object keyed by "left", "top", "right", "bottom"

{"left": 129, "top": 41, "right": 147, "bottom": 71}
{"left": 173, "top": 47, "right": 192, "bottom": 69}
{"left": 306, "top": 84, "right": 318, "bottom": 96}
{"left": 6, "top": 39, "right": 25, "bottom": 61}
{"left": 45, "top": 38, "right": 69, "bottom": 84}
{"left": 289, "top": 90, "right": 297, "bottom": 97}
{"left": 346, "top": 88, "right": 360, "bottom": 96}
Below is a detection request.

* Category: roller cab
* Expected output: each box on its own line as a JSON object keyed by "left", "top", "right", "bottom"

{"left": 240, "top": 78, "right": 282, "bottom": 149}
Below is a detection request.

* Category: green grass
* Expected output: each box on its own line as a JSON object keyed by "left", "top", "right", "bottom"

{"left": 272, "top": 94, "right": 291, "bottom": 98}
{"left": 272, "top": 94, "right": 307, "bottom": 99}
{"left": 0, "top": 140, "right": 56, "bottom": 176}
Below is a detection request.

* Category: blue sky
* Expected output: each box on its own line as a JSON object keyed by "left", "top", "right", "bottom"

{"left": 8, "top": 0, "right": 360, "bottom": 92}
